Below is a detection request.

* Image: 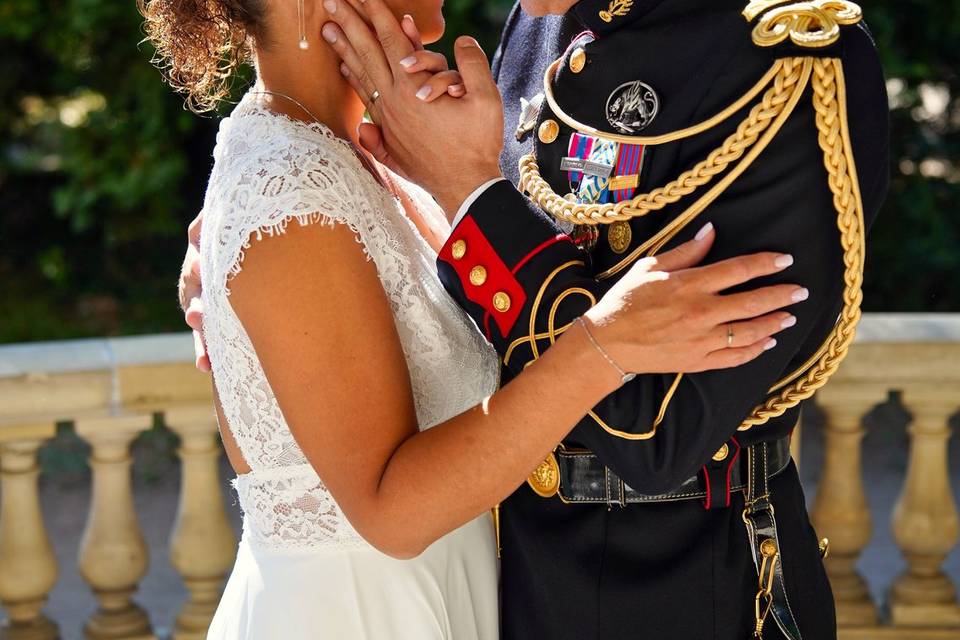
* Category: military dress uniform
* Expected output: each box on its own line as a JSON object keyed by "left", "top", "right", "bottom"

{"left": 436, "top": 0, "right": 889, "bottom": 638}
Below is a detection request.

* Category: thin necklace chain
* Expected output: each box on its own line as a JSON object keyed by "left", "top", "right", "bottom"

{"left": 249, "top": 89, "right": 323, "bottom": 125}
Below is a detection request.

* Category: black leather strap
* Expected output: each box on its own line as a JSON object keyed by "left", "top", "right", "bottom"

{"left": 743, "top": 442, "right": 803, "bottom": 640}
{"left": 553, "top": 437, "right": 791, "bottom": 505}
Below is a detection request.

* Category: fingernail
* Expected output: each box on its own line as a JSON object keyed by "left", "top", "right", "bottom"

{"left": 695, "top": 222, "right": 714, "bottom": 241}
{"left": 415, "top": 85, "right": 432, "bottom": 101}
{"left": 323, "top": 0, "right": 337, "bottom": 13}
{"left": 764, "top": 338, "right": 778, "bottom": 351}
{"left": 781, "top": 315, "right": 797, "bottom": 329}
{"left": 448, "top": 84, "right": 465, "bottom": 96}
{"left": 321, "top": 24, "right": 338, "bottom": 43}
{"left": 792, "top": 288, "right": 810, "bottom": 303}
{"left": 340, "top": 63, "right": 349, "bottom": 77}
{"left": 774, "top": 254, "right": 794, "bottom": 269}
{"left": 457, "top": 36, "right": 479, "bottom": 48}
{"left": 399, "top": 55, "right": 417, "bottom": 68}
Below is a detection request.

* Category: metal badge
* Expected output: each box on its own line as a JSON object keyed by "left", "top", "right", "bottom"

{"left": 516, "top": 93, "right": 545, "bottom": 141}
{"left": 605, "top": 80, "right": 659, "bottom": 134}
{"left": 560, "top": 157, "right": 614, "bottom": 179}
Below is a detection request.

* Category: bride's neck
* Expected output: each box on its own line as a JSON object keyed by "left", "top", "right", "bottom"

{"left": 253, "top": 39, "right": 366, "bottom": 144}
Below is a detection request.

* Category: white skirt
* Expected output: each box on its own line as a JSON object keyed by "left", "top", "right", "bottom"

{"left": 207, "top": 513, "right": 500, "bottom": 640}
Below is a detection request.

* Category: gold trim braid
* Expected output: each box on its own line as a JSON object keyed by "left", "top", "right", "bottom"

{"left": 737, "top": 57, "right": 866, "bottom": 431}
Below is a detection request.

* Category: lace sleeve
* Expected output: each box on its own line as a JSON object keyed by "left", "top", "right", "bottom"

{"left": 205, "top": 124, "right": 380, "bottom": 287}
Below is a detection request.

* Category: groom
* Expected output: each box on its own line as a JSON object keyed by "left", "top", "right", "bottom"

{"left": 319, "top": 0, "right": 889, "bottom": 637}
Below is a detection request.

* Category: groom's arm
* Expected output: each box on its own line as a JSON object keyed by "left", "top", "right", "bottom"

{"left": 438, "top": 42, "right": 889, "bottom": 496}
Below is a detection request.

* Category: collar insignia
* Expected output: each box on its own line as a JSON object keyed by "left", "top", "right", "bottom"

{"left": 599, "top": 0, "right": 634, "bottom": 23}
{"left": 516, "top": 93, "right": 545, "bottom": 141}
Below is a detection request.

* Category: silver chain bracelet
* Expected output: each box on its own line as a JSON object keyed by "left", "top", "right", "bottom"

{"left": 576, "top": 317, "right": 637, "bottom": 386}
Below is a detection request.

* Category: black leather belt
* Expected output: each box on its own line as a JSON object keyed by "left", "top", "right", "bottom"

{"left": 551, "top": 436, "right": 792, "bottom": 506}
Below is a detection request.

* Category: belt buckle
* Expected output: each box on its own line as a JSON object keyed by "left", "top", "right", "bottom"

{"left": 527, "top": 450, "right": 561, "bottom": 498}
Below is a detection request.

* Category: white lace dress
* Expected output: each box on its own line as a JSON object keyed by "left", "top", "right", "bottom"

{"left": 201, "top": 93, "right": 501, "bottom": 640}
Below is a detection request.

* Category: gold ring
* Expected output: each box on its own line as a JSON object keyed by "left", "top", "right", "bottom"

{"left": 727, "top": 324, "right": 735, "bottom": 348}
{"left": 370, "top": 89, "right": 381, "bottom": 104}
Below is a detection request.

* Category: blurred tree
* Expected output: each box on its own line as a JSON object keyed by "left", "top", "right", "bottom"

{"left": 0, "top": 0, "right": 956, "bottom": 343}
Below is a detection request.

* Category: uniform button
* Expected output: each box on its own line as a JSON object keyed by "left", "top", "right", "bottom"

{"left": 538, "top": 119, "right": 560, "bottom": 144}
{"left": 760, "top": 538, "right": 778, "bottom": 558}
{"left": 712, "top": 443, "right": 729, "bottom": 462}
{"left": 451, "top": 239, "right": 467, "bottom": 260}
{"left": 570, "top": 47, "right": 587, "bottom": 73}
{"left": 607, "top": 220, "right": 633, "bottom": 254}
{"left": 469, "top": 265, "right": 488, "bottom": 286}
{"left": 493, "top": 292, "right": 512, "bottom": 313}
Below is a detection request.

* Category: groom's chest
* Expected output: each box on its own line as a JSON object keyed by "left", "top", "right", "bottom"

{"left": 494, "top": 0, "right": 777, "bottom": 270}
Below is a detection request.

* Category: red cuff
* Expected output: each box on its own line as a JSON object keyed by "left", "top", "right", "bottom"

{"left": 439, "top": 217, "right": 526, "bottom": 337}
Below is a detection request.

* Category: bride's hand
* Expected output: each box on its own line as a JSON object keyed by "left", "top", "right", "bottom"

{"left": 322, "top": 0, "right": 504, "bottom": 217}
{"left": 394, "top": 15, "right": 466, "bottom": 101}
{"left": 585, "top": 223, "right": 806, "bottom": 379}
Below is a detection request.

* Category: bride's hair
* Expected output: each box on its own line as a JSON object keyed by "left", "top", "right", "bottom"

{"left": 138, "top": 0, "right": 267, "bottom": 112}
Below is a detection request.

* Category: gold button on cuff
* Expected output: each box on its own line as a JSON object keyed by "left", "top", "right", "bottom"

{"left": 469, "top": 265, "right": 488, "bottom": 286}
{"left": 570, "top": 48, "right": 586, "bottom": 73}
{"left": 712, "top": 443, "right": 730, "bottom": 462}
{"left": 451, "top": 239, "right": 467, "bottom": 260}
{"left": 493, "top": 292, "right": 512, "bottom": 313}
{"left": 538, "top": 119, "right": 560, "bottom": 144}
{"left": 760, "top": 538, "right": 778, "bottom": 558}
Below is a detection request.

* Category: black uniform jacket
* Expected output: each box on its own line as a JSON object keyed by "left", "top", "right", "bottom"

{"left": 436, "top": 1, "right": 889, "bottom": 638}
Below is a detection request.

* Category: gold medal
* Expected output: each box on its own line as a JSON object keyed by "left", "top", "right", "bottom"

{"left": 607, "top": 220, "right": 633, "bottom": 254}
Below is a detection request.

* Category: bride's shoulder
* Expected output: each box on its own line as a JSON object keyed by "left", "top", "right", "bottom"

{"left": 206, "top": 100, "right": 377, "bottom": 227}
{"left": 222, "top": 110, "right": 357, "bottom": 183}
{"left": 201, "top": 100, "right": 380, "bottom": 281}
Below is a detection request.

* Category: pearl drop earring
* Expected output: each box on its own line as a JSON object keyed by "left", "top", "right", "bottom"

{"left": 298, "top": 0, "right": 309, "bottom": 50}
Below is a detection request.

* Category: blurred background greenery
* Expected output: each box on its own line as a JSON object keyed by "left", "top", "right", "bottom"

{"left": 0, "top": 0, "right": 956, "bottom": 344}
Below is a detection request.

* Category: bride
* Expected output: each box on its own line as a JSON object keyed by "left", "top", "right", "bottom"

{"left": 141, "top": 0, "right": 801, "bottom": 637}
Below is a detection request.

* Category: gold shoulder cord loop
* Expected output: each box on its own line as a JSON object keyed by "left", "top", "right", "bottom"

{"left": 738, "top": 56, "right": 866, "bottom": 431}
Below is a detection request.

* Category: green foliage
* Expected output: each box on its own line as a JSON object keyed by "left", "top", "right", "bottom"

{"left": 0, "top": 0, "right": 956, "bottom": 344}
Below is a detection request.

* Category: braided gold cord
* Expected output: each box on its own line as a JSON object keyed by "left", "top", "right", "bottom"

{"left": 517, "top": 58, "right": 806, "bottom": 227}
{"left": 737, "top": 57, "right": 866, "bottom": 431}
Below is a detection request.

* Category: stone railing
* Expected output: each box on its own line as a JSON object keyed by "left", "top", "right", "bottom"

{"left": 0, "top": 335, "right": 227, "bottom": 640}
{"left": 0, "top": 314, "right": 958, "bottom": 639}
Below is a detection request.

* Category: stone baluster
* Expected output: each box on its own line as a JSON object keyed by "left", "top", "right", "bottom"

{"left": 0, "top": 427, "right": 59, "bottom": 640}
{"left": 75, "top": 416, "right": 154, "bottom": 640}
{"left": 165, "top": 407, "right": 237, "bottom": 640}
{"left": 890, "top": 393, "right": 960, "bottom": 628}
{"left": 810, "top": 391, "right": 879, "bottom": 627}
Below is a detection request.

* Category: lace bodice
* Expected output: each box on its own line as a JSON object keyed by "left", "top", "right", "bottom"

{"left": 201, "top": 94, "right": 499, "bottom": 552}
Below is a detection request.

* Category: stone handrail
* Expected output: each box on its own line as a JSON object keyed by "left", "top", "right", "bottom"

{"left": 0, "top": 314, "right": 958, "bottom": 639}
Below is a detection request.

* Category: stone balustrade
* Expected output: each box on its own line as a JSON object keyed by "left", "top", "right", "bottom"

{"left": 0, "top": 315, "right": 957, "bottom": 639}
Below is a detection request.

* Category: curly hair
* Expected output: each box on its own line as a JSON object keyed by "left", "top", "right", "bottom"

{"left": 139, "top": 0, "right": 268, "bottom": 112}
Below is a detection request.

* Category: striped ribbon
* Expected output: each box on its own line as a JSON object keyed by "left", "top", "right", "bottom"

{"left": 611, "top": 143, "right": 645, "bottom": 202}
{"left": 566, "top": 133, "right": 595, "bottom": 185}
{"left": 577, "top": 138, "right": 619, "bottom": 204}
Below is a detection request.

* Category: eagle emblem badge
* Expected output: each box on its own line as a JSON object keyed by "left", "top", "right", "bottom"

{"left": 605, "top": 80, "right": 660, "bottom": 134}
